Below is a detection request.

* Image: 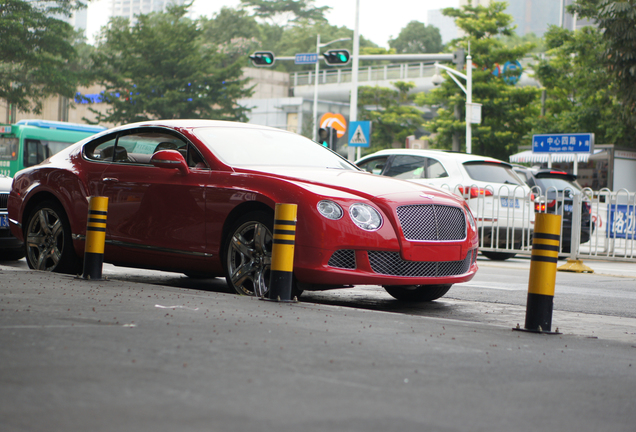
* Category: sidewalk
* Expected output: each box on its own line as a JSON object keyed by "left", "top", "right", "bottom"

{"left": 477, "top": 254, "right": 636, "bottom": 278}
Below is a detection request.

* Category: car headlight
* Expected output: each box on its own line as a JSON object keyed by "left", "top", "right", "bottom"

{"left": 317, "top": 200, "right": 343, "bottom": 220}
{"left": 349, "top": 203, "right": 382, "bottom": 231}
{"left": 465, "top": 206, "right": 476, "bottom": 231}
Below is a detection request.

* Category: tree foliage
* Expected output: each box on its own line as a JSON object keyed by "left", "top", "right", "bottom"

{"left": 88, "top": 4, "right": 252, "bottom": 125}
{"left": 417, "top": 2, "right": 540, "bottom": 160}
{"left": 359, "top": 81, "right": 424, "bottom": 152}
{"left": 531, "top": 25, "right": 630, "bottom": 146}
{"left": 571, "top": 0, "right": 636, "bottom": 134}
{"left": 0, "top": 0, "right": 87, "bottom": 114}
{"left": 239, "top": 0, "right": 329, "bottom": 24}
{"left": 389, "top": 21, "right": 443, "bottom": 54}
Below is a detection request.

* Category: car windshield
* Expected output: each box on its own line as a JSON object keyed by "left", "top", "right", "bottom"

{"left": 535, "top": 177, "right": 582, "bottom": 192}
{"left": 463, "top": 162, "right": 522, "bottom": 185}
{"left": 194, "top": 127, "right": 357, "bottom": 170}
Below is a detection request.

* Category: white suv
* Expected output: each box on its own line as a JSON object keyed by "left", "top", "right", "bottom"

{"left": 356, "top": 149, "right": 535, "bottom": 260}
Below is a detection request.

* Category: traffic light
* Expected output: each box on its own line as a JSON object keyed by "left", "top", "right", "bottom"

{"left": 318, "top": 127, "right": 338, "bottom": 149}
{"left": 452, "top": 48, "right": 465, "bottom": 71}
{"left": 323, "top": 49, "right": 351, "bottom": 66}
{"left": 249, "top": 51, "right": 275, "bottom": 67}
{"left": 318, "top": 128, "right": 329, "bottom": 147}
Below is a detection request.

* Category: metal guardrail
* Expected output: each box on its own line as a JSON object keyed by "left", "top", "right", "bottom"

{"left": 436, "top": 184, "right": 636, "bottom": 262}
{"left": 291, "top": 62, "right": 437, "bottom": 87}
{"left": 575, "top": 188, "right": 636, "bottom": 261}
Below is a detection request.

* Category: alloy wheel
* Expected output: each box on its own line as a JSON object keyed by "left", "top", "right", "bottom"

{"left": 26, "top": 207, "right": 65, "bottom": 271}
{"left": 226, "top": 219, "right": 273, "bottom": 297}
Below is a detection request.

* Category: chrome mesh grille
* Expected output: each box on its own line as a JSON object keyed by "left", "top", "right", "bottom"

{"left": 396, "top": 204, "right": 466, "bottom": 241}
{"left": 0, "top": 193, "right": 8, "bottom": 211}
{"left": 328, "top": 249, "right": 356, "bottom": 269}
{"left": 368, "top": 250, "right": 474, "bottom": 277}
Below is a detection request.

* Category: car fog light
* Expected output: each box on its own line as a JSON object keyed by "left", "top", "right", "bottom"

{"left": 349, "top": 203, "right": 382, "bottom": 231}
{"left": 317, "top": 200, "right": 343, "bottom": 220}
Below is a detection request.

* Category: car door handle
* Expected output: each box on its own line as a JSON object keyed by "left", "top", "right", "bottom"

{"left": 103, "top": 177, "right": 119, "bottom": 183}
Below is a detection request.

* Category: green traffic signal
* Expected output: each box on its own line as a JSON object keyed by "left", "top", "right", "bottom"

{"left": 249, "top": 51, "right": 275, "bottom": 67}
{"left": 323, "top": 49, "right": 351, "bottom": 66}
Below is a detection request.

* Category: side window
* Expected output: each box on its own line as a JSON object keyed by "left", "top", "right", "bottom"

{"left": 85, "top": 136, "right": 118, "bottom": 161}
{"left": 24, "top": 139, "right": 47, "bottom": 167}
{"left": 426, "top": 158, "right": 448, "bottom": 179}
{"left": 384, "top": 155, "right": 426, "bottom": 179}
{"left": 83, "top": 129, "right": 208, "bottom": 169}
{"left": 358, "top": 157, "right": 388, "bottom": 175}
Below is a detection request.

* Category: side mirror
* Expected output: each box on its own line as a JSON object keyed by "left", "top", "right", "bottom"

{"left": 150, "top": 149, "right": 189, "bottom": 175}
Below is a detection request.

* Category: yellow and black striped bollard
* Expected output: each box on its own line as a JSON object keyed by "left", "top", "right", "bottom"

{"left": 517, "top": 213, "right": 562, "bottom": 334}
{"left": 82, "top": 196, "right": 108, "bottom": 280}
{"left": 267, "top": 203, "right": 297, "bottom": 302}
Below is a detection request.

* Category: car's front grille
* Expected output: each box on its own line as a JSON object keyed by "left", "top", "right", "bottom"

{"left": 328, "top": 249, "right": 356, "bottom": 269}
{"left": 396, "top": 204, "right": 466, "bottom": 241}
{"left": 368, "top": 250, "right": 475, "bottom": 277}
{"left": 0, "top": 193, "right": 8, "bottom": 211}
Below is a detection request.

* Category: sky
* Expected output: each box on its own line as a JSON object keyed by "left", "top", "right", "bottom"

{"left": 86, "top": 0, "right": 459, "bottom": 47}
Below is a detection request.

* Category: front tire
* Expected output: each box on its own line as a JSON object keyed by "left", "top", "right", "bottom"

{"left": 224, "top": 211, "right": 274, "bottom": 297}
{"left": 25, "top": 201, "right": 80, "bottom": 274}
{"left": 383, "top": 284, "right": 452, "bottom": 302}
{"left": 481, "top": 251, "right": 516, "bottom": 261}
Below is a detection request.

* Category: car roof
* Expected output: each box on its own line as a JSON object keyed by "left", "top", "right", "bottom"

{"left": 513, "top": 165, "right": 577, "bottom": 180}
{"left": 357, "top": 148, "right": 511, "bottom": 165}
{"left": 94, "top": 119, "right": 294, "bottom": 136}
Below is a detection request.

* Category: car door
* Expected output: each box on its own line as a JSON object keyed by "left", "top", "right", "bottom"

{"left": 84, "top": 128, "right": 210, "bottom": 263}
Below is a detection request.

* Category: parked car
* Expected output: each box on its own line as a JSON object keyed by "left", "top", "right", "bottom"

{"left": 8, "top": 120, "right": 478, "bottom": 302}
{"left": 355, "top": 149, "right": 535, "bottom": 260}
{"left": 512, "top": 166, "right": 593, "bottom": 253}
{"left": 0, "top": 174, "right": 25, "bottom": 261}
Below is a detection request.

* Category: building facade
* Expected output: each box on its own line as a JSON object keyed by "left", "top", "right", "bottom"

{"left": 110, "top": 0, "right": 188, "bottom": 22}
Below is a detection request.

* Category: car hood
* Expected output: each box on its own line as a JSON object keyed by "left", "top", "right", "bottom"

{"left": 236, "top": 166, "right": 464, "bottom": 205}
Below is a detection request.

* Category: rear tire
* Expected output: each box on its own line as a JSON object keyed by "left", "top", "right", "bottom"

{"left": 25, "top": 201, "right": 80, "bottom": 274}
{"left": 383, "top": 284, "right": 452, "bottom": 302}
{"left": 481, "top": 251, "right": 516, "bottom": 261}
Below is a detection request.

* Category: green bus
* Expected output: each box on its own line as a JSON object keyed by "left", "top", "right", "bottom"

{"left": 0, "top": 120, "right": 106, "bottom": 177}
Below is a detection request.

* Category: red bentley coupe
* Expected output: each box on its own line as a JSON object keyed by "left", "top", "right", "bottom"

{"left": 8, "top": 120, "right": 478, "bottom": 301}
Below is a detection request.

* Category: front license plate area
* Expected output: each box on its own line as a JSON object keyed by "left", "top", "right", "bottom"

{"left": 0, "top": 215, "right": 9, "bottom": 228}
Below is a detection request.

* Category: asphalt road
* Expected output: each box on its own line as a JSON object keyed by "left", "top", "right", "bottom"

{"left": 1, "top": 256, "right": 635, "bottom": 432}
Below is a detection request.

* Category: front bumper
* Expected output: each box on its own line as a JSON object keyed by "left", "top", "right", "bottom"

{"left": 293, "top": 246, "right": 479, "bottom": 288}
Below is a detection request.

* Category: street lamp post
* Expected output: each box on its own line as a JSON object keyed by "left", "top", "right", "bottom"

{"left": 431, "top": 52, "right": 473, "bottom": 154}
{"left": 348, "top": 0, "right": 360, "bottom": 162}
{"left": 312, "top": 35, "right": 351, "bottom": 142}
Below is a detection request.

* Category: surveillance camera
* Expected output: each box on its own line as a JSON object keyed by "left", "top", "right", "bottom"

{"left": 431, "top": 73, "right": 444, "bottom": 86}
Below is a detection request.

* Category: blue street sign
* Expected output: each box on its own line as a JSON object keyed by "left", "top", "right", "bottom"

{"left": 295, "top": 53, "right": 318, "bottom": 65}
{"left": 532, "top": 133, "right": 594, "bottom": 153}
{"left": 607, "top": 204, "right": 636, "bottom": 239}
{"left": 348, "top": 121, "right": 371, "bottom": 147}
